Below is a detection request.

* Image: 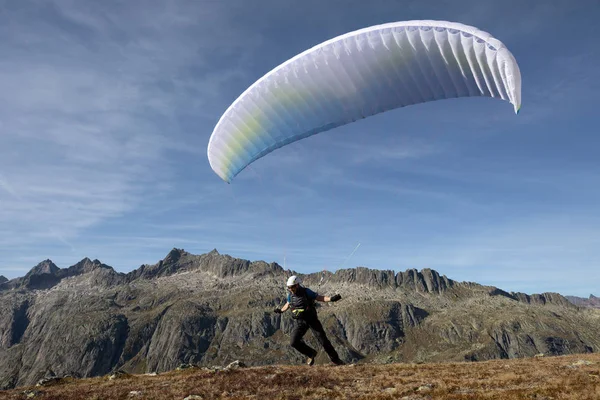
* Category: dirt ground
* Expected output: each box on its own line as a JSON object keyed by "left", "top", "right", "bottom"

{"left": 1, "top": 352, "right": 598, "bottom": 399}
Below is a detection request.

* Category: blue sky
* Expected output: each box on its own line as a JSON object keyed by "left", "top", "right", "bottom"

{"left": 1, "top": 0, "right": 599, "bottom": 297}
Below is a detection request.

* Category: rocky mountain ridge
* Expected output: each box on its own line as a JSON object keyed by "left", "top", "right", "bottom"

{"left": 565, "top": 295, "right": 600, "bottom": 309}
{"left": 1, "top": 248, "right": 598, "bottom": 390}
{"left": 1, "top": 250, "right": 583, "bottom": 307}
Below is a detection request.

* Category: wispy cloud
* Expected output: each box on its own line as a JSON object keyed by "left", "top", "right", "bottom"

{"left": 0, "top": 0, "right": 598, "bottom": 299}
{"left": 0, "top": 172, "right": 19, "bottom": 198}
{"left": 0, "top": 0, "right": 261, "bottom": 267}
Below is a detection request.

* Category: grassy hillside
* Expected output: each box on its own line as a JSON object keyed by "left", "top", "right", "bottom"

{"left": 1, "top": 353, "right": 598, "bottom": 400}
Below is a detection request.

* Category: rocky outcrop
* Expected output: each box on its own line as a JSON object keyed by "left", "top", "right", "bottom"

{"left": 0, "top": 292, "right": 129, "bottom": 389}
{"left": 321, "top": 266, "right": 453, "bottom": 294}
{"left": 20, "top": 260, "right": 60, "bottom": 290}
{"left": 566, "top": 295, "right": 600, "bottom": 309}
{"left": 511, "top": 292, "right": 574, "bottom": 308}
{"left": 467, "top": 326, "right": 595, "bottom": 361}
{"left": 396, "top": 268, "right": 453, "bottom": 294}
{"left": 0, "top": 259, "right": 120, "bottom": 291}
{"left": 485, "top": 289, "right": 575, "bottom": 309}
{"left": 195, "top": 250, "right": 284, "bottom": 279}
{"left": 0, "top": 276, "right": 7, "bottom": 284}
{"left": 0, "top": 249, "right": 598, "bottom": 390}
{"left": 328, "top": 301, "right": 428, "bottom": 354}
{"left": 60, "top": 257, "right": 112, "bottom": 277}
{"left": 126, "top": 248, "right": 189, "bottom": 280}
{"left": 0, "top": 296, "right": 30, "bottom": 348}
{"left": 126, "top": 249, "right": 284, "bottom": 282}
{"left": 144, "top": 302, "right": 217, "bottom": 371}
{"left": 329, "top": 267, "right": 397, "bottom": 289}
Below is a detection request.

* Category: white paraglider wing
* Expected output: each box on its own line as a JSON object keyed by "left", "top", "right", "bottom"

{"left": 207, "top": 20, "right": 522, "bottom": 183}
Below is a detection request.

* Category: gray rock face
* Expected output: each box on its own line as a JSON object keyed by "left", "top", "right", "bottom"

{"left": 329, "top": 301, "right": 427, "bottom": 354}
{"left": 0, "top": 276, "right": 7, "bottom": 284}
{"left": 313, "top": 266, "right": 453, "bottom": 294}
{"left": 511, "top": 292, "right": 574, "bottom": 307}
{"left": 21, "top": 260, "right": 60, "bottom": 290}
{"left": 0, "top": 258, "right": 118, "bottom": 291}
{"left": 144, "top": 302, "right": 217, "bottom": 371}
{"left": 566, "top": 294, "right": 600, "bottom": 309}
{"left": 396, "top": 268, "right": 453, "bottom": 293}
{"left": 0, "top": 295, "right": 30, "bottom": 348}
{"left": 0, "top": 249, "right": 598, "bottom": 390}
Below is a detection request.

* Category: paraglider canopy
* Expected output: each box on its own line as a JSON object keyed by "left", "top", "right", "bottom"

{"left": 207, "top": 20, "right": 522, "bottom": 183}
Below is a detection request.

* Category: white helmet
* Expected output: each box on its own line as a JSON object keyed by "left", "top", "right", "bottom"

{"left": 286, "top": 275, "right": 301, "bottom": 287}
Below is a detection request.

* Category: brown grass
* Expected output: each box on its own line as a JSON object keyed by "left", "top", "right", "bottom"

{"left": 1, "top": 353, "right": 599, "bottom": 399}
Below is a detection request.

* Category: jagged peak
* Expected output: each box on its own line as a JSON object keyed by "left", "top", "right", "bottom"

{"left": 17, "top": 260, "right": 62, "bottom": 290}
{"left": 125, "top": 248, "right": 192, "bottom": 281}
{"left": 0, "top": 275, "right": 7, "bottom": 283}
{"left": 488, "top": 287, "right": 515, "bottom": 299}
{"left": 183, "top": 251, "right": 286, "bottom": 279}
{"left": 74, "top": 257, "right": 94, "bottom": 266}
{"left": 161, "top": 248, "right": 187, "bottom": 265}
{"left": 331, "top": 266, "right": 395, "bottom": 283}
{"left": 27, "top": 260, "right": 59, "bottom": 276}
{"left": 510, "top": 291, "right": 573, "bottom": 307}
{"left": 66, "top": 257, "right": 113, "bottom": 276}
{"left": 321, "top": 265, "right": 452, "bottom": 294}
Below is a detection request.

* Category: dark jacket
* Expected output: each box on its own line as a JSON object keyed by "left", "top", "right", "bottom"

{"left": 287, "top": 286, "right": 318, "bottom": 319}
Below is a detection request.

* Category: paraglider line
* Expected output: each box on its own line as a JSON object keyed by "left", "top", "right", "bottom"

{"left": 337, "top": 242, "right": 361, "bottom": 270}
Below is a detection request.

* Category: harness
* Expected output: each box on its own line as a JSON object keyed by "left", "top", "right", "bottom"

{"left": 289, "top": 286, "right": 316, "bottom": 319}
{"left": 292, "top": 308, "right": 306, "bottom": 318}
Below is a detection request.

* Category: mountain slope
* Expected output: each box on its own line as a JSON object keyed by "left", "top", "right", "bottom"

{"left": 2, "top": 353, "right": 599, "bottom": 400}
{"left": 1, "top": 249, "right": 598, "bottom": 389}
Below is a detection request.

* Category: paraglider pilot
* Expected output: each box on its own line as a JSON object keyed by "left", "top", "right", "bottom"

{"left": 274, "top": 275, "right": 344, "bottom": 365}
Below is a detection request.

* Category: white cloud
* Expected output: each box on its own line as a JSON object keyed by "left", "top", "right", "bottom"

{"left": 1, "top": 1, "right": 598, "bottom": 301}
{"left": 0, "top": 0, "right": 261, "bottom": 264}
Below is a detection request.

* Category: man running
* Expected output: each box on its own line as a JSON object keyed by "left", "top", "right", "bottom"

{"left": 274, "top": 275, "right": 344, "bottom": 365}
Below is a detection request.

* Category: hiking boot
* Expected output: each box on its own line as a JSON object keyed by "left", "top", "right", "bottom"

{"left": 307, "top": 351, "right": 317, "bottom": 366}
{"left": 331, "top": 358, "right": 345, "bottom": 366}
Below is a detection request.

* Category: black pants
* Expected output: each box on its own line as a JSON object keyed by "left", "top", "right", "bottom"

{"left": 290, "top": 311, "right": 341, "bottom": 363}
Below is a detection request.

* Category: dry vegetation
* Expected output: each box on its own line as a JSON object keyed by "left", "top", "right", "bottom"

{"left": 1, "top": 353, "right": 599, "bottom": 400}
